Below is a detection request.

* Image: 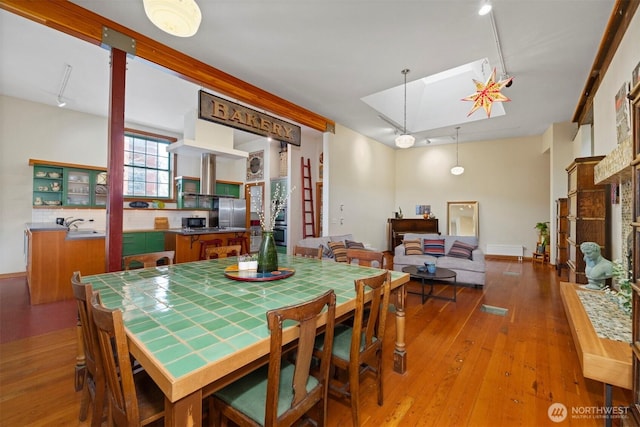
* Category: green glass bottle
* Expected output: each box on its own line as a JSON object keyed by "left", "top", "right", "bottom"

{"left": 257, "top": 231, "right": 278, "bottom": 273}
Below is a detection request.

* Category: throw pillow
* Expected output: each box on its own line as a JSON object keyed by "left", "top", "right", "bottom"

{"left": 423, "top": 239, "right": 445, "bottom": 257}
{"left": 447, "top": 240, "right": 476, "bottom": 260}
{"left": 403, "top": 239, "right": 423, "bottom": 256}
{"left": 346, "top": 239, "right": 365, "bottom": 249}
{"left": 328, "top": 241, "right": 348, "bottom": 262}
{"left": 322, "top": 244, "right": 333, "bottom": 258}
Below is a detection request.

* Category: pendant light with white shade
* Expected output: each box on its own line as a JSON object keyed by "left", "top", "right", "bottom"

{"left": 395, "top": 69, "right": 415, "bottom": 149}
{"left": 450, "top": 127, "right": 464, "bottom": 175}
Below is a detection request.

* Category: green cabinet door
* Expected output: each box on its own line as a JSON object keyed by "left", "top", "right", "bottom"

{"left": 122, "top": 233, "right": 146, "bottom": 256}
{"left": 145, "top": 232, "right": 166, "bottom": 252}
{"left": 215, "top": 182, "right": 241, "bottom": 198}
{"left": 33, "top": 165, "right": 64, "bottom": 207}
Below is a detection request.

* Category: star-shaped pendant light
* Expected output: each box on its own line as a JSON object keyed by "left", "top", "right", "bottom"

{"left": 461, "top": 68, "right": 513, "bottom": 117}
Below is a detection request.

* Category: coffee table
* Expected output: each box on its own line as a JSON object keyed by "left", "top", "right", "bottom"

{"left": 402, "top": 265, "right": 457, "bottom": 303}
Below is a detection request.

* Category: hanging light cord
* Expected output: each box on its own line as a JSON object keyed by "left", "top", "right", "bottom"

{"left": 455, "top": 127, "right": 460, "bottom": 164}
{"left": 402, "top": 68, "right": 409, "bottom": 134}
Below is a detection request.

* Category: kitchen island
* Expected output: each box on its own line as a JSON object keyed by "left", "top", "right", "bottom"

{"left": 164, "top": 227, "right": 250, "bottom": 263}
{"left": 25, "top": 223, "right": 106, "bottom": 304}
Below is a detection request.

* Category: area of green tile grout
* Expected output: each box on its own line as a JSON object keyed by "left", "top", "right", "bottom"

{"left": 85, "top": 255, "right": 406, "bottom": 379}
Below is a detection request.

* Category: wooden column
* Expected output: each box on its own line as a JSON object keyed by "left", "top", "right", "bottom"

{"left": 106, "top": 48, "right": 126, "bottom": 272}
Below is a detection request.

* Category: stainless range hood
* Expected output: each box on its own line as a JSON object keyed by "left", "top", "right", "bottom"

{"left": 167, "top": 109, "right": 249, "bottom": 159}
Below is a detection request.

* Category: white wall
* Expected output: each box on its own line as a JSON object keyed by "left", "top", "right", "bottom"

{"left": 324, "top": 124, "right": 396, "bottom": 251}
{"left": 394, "top": 135, "right": 550, "bottom": 255}
{"left": 590, "top": 9, "right": 640, "bottom": 262}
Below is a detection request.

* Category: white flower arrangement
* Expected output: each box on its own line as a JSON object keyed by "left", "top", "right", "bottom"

{"left": 252, "top": 182, "right": 296, "bottom": 232}
{"left": 604, "top": 259, "right": 632, "bottom": 316}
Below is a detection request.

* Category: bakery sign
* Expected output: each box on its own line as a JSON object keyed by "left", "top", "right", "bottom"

{"left": 199, "top": 90, "right": 301, "bottom": 146}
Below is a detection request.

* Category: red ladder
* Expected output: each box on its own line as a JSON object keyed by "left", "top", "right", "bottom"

{"left": 301, "top": 157, "right": 316, "bottom": 238}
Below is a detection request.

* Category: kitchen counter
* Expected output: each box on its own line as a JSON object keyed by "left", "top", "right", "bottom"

{"left": 165, "top": 227, "right": 248, "bottom": 235}
{"left": 25, "top": 222, "right": 68, "bottom": 231}
{"left": 164, "top": 228, "right": 250, "bottom": 263}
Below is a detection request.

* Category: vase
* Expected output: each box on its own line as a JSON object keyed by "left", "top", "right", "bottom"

{"left": 257, "top": 231, "right": 278, "bottom": 273}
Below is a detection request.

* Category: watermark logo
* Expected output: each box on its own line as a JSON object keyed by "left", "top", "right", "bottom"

{"left": 548, "top": 403, "right": 567, "bottom": 423}
{"left": 548, "top": 403, "right": 629, "bottom": 422}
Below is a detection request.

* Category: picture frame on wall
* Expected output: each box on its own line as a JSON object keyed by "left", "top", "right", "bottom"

{"left": 246, "top": 150, "right": 264, "bottom": 181}
{"left": 615, "top": 81, "right": 631, "bottom": 145}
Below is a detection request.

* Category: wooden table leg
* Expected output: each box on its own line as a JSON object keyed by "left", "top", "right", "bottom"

{"left": 392, "top": 284, "right": 407, "bottom": 374}
{"left": 75, "top": 311, "right": 86, "bottom": 391}
{"left": 164, "top": 390, "right": 203, "bottom": 427}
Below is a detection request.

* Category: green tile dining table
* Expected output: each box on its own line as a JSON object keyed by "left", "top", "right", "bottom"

{"left": 84, "top": 254, "right": 409, "bottom": 426}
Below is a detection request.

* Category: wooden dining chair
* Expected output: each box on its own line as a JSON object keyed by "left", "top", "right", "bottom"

{"left": 123, "top": 250, "right": 175, "bottom": 270}
{"left": 205, "top": 245, "right": 242, "bottom": 260}
{"left": 90, "top": 291, "right": 166, "bottom": 426}
{"left": 212, "top": 289, "right": 337, "bottom": 427}
{"left": 315, "top": 270, "right": 391, "bottom": 427}
{"left": 71, "top": 272, "right": 105, "bottom": 427}
{"left": 199, "top": 238, "right": 223, "bottom": 260}
{"left": 227, "top": 236, "right": 248, "bottom": 254}
{"left": 293, "top": 245, "right": 323, "bottom": 259}
{"left": 346, "top": 248, "right": 385, "bottom": 269}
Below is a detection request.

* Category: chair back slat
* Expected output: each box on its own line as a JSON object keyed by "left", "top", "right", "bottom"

{"left": 205, "top": 245, "right": 241, "bottom": 260}
{"left": 264, "top": 290, "right": 336, "bottom": 426}
{"left": 90, "top": 291, "right": 140, "bottom": 426}
{"left": 346, "top": 248, "right": 385, "bottom": 268}
{"left": 123, "top": 250, "right": 175, "bottom": 270}
{"left": 293, "top": 245, "right": 323, "bottom": 259}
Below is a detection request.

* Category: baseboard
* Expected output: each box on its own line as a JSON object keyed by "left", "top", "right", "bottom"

{"left": 0, "top": 271, "right": 27, "bottom": 280}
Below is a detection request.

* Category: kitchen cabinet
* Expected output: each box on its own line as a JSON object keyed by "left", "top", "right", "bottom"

{"left": 175, "top": 176, "right": 200, "bottom": 209}
{"left": 25, "top": 227, "right": 105, "bottom": 304}
{"left": 176, "top": 176, "right": 237, "bottom": 209}
{"left": 216, "top": 181, "right": 242, "bottom": 198}
{"left": 566, "top": 156, "right": 610, "bottom": 284}
{"left": 32, "top": 165, "right": 64, "bottom": 207}
{"left": 30, "top": 159, "right": 107, "bottom": 208}
{"left": 122, "top": 231, "right": 166, "bottom": 256}
{"left": 65, "top": 169, "right": 107, "bottom": 207}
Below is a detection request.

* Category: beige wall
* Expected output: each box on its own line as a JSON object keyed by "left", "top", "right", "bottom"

{"left": 393, "top": 135, "right": 550, "bottom": 255}
{"left": 324, "top": 124, "right": 396, "bottom": 251}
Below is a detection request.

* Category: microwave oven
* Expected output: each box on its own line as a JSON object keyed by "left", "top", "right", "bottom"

{"left": 182, "top": 217, "right": 207, "bottom": 228}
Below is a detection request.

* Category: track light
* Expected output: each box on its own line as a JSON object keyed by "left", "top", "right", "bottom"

{"left": 56, "top": 64, "right": 72, "bottom": 108}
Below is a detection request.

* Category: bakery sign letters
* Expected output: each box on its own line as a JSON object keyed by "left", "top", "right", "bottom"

{"left": 199, "top": 90, "right": 301, "bottom": 146}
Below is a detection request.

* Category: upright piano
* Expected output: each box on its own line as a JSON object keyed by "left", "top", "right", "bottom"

{"left": 387, "top": 218, "right": 439, "bottom": 251}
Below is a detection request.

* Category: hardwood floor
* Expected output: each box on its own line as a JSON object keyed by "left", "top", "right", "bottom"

{"left": 0, "top": 260, "right": 633, "bottom": 426}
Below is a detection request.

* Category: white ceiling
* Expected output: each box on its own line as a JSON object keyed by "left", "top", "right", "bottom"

{"left": 0, "top": 1, "right": 615, "bottom": 147}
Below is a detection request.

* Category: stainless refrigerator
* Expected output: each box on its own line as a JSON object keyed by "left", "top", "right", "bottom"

{"left": 211, "top": 197, "right": 246, "bottom": 228}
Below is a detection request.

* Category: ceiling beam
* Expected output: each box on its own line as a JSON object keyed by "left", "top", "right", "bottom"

{"left": 572, "top": 0, "right": 639, "bottom": 126}
{"left": 0, "top": 0, "right": 336, "bottom": 134}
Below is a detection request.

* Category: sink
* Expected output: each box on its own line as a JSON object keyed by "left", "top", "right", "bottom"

{"left": 66, "top": 229, "right": 106, "bottom": 239}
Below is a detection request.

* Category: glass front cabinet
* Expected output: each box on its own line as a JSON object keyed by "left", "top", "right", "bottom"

{"left": 30, "top": 160, "right": 107, "bottom": 208}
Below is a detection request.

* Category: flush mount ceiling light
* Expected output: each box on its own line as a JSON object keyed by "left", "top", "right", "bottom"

{"left": 143, "top": 0, "right": 202, "bottom": 37}
{"left": 395, "top": 69, "right": 415, "bottom": 149}
{"left": 56, "top": 63, "right": 72, "bottom": 107}
{"left": 451, "top": 127, "right": 464, "bottom": 175}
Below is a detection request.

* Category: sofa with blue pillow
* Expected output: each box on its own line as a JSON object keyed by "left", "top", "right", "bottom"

{"left": 393, "top": 233, "right": 486, "bottom": 287}
{"left": 296, "top": 234, "right": 383, "bottom": 267}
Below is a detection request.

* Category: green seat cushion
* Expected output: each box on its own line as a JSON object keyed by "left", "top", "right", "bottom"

{"left": 215, "top": 361, "right": 319, "bottom": 425}
{"left": 316, "top": 324, "right": 376, "bottom": 362}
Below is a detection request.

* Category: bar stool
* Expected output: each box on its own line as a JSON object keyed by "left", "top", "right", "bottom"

{"left": 199, "top": 239, "right": 223, "bottom": 260}
{"left": 227, "top": 236, "right": 248, "bottom": 255}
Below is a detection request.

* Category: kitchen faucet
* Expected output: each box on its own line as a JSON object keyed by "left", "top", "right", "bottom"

{"left": 65, "top": 218, "right": 85, "bottom": 229}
